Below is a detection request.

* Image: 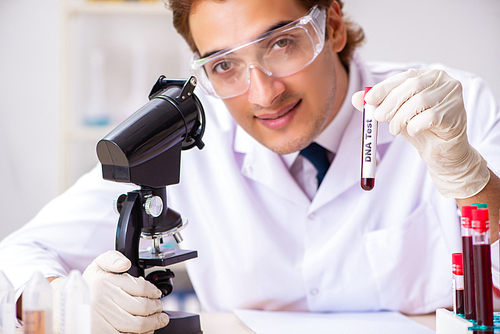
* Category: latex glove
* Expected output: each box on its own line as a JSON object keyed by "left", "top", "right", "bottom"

{"left": 351, "top": 69, "right": 489, "bottom": 199}
{"left": 52, "top": 250, "right": 169, "bottom": 334}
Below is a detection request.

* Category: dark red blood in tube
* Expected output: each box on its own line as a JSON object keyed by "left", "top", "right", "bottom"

{"left": 462, "top": 236, "right": 476, "bottom": 319}
{"left": 473, "top": 244, "right": 494, "bottom": 328}
{"left": 361, "top": 178, "right": 374, "bottom": 191}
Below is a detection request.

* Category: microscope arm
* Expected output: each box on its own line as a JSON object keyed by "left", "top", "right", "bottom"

{"left": 115, "top": 191, "right": 143, "bottom": 277}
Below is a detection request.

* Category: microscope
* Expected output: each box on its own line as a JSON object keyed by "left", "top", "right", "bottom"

{"left": 96, "top": 76, "right": 205, "bottom": 334}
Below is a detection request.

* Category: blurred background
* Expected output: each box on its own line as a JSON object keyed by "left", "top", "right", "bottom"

{"left": 1, "top": 0, "right": 499, "bottom": 241}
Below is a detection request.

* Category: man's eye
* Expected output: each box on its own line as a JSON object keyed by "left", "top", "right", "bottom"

{"left": 272, "top": 38, "right": 291, "bottom": 49}
{"left": 213, "top": 61, "right": 233, "bottom": 74}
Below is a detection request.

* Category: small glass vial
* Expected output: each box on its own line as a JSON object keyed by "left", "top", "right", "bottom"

{"left": 471, "top": 208, "right": 494, "bottom": 331}
{"left": 0, "top": 271, "right": 16, "bottom": 334}
{"left": 61, "top": 270, "right": 91, "bottom": 334}
{"left": 452, "top": 253, "right": 464, "bottom": 315}
{"left": 23, "top": 272, "right": 52, "bottom": 334}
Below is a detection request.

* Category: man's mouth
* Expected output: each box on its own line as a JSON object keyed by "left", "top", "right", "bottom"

{"left": 255, "top": 100, "right": 301, "bottom": 120}
{"left": 254, "top": 100, "right": 301, "bottom": 130}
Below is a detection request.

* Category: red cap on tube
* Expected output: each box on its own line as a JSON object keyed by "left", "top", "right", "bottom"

{"left": 462, "top": 205, "right": 476, "bottom": 218}
{"left": 452, "top": 253, "right": 463, "bottom": 275}
{"left": 364, "top": 87, "right": 372, "bottom": 106}
{"left": 472, "top": 208, "right": 489, "bottom": 232}
{"left": 461, "top": 205, "right": 477, "bottom": 228}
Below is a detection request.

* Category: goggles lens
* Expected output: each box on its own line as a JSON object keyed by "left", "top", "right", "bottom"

{"left": 190, "top": 5, "right": 326, "bottom": 99}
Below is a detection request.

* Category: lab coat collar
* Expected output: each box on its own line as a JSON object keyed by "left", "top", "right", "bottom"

{"left": 309, "top": 55, "right": 395, "bottom": 212}
{"left": 278, "top": 55, "right": 393, "bottom": 169}
{"left": 233, "top": 54, "right": 395, "bottom": 210}
{"left": 234, "top": 128, "right": 311, "bottom": 207}
{"left": 279, "top": 66, "right": 356, "bottom": 169}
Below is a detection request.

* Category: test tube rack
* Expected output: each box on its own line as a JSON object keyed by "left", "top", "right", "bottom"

{"left": 436, "top": 308, "right": 500, "bottom": 333}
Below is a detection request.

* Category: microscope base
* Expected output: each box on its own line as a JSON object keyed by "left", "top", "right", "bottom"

{"left": 155, "top": 311, "right": 202, "bottom": 334}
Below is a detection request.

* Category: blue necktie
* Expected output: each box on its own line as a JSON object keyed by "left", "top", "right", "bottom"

{"left": 300, "top": 142, "right": 331, "bottom": 187}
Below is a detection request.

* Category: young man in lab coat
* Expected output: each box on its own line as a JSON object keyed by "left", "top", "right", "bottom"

{"left": 1, "top": 0, "right": 500, "bottom": 333}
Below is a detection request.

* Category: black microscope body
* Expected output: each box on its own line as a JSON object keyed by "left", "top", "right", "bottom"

{"left": 96, "top": 76, "right": 205, "bottom": 334}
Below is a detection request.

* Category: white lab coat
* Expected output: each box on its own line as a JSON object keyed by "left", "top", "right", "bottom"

{"left": 1, "top": 56, "right": 499, "bottom": 315}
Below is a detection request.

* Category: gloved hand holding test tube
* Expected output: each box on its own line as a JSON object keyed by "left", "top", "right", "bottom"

{"left": 361, "top": 87, "right": 377, "bottom": 191}
{"left": 351, "top": 69, "right": 490, "bottom": 199}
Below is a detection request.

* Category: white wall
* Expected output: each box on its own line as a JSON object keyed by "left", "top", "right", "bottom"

{"left": 0, "top": 0, "right": 59, "bottom": 240}
{"left": 343, "top": 0, "right": 500, "bottom": 96}
{"left": 1, "top": 0, "right": 500, "bottom": 242}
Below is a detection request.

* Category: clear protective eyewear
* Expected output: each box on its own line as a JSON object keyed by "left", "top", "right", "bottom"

{"left": 190, "top": 5, "right": 327, "bottom": 99}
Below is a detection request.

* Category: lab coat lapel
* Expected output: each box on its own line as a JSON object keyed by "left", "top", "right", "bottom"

{"left": 308, "top": 55, "right": 394, "bottom": 212}
{"left": 309, "top": 111, "right": 394, "bottom": 213}
{"left": 309, "top": 110, "right": 361, "bottom": 212}
{"left": 234, "top": 126, "right": 311, "bottom": 207}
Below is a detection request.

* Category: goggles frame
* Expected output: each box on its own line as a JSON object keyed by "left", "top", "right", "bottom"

{"left": 190, "top": 5, "right": 327, "bottom": 99}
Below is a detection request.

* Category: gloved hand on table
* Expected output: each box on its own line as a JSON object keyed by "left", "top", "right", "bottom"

{"left": 51, "top": 250, "right": 169, "bottom": 334}
{"left": 351, "top": 68, "right": 490, "bottom": 199}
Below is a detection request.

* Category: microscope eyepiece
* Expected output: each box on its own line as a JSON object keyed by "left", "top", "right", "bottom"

{"left": 96, "top": 76, "right": 205, "bottom": 188}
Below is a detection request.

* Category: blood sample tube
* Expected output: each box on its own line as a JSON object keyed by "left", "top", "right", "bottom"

{"left": 360, "top": 87, "right": 378, "bottom": 191}
{"left": 0, "top": 271, "right": 16, "bottom": 334}
{"left": 471, "top": 208, "right": 494, "bottom": 331}
{"left": 452, "top": 253, "right": 465, "bottom": 315}
{"left": 461, "top": 205, "right": 477, "bottom": 320}
{"left": 23, "top": 272, "right": 52, "bottom": 334}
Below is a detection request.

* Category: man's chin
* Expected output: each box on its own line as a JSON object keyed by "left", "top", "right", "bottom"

{"left": 263, "top": 137, "right": 312, "bottom": 155}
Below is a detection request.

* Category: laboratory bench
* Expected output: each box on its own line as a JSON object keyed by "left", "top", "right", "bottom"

{"left": 14, "top": 312, "right": 436, "bottom": 333}
{"left": 200, "top": 312, "right": 437, "bottom": 333}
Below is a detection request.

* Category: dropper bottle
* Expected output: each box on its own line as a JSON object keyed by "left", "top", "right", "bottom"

{"left": 0, "top": 271, "right": 16, "bottom": 334}
{"left": 23, "top": 272, "right": 52, "bottom": 334}
{"left": 60, "top": 270, "right": 91, "bottom": 334}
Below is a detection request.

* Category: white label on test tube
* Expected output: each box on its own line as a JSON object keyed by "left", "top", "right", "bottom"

{"left": 361, "top": 87, "right": 378, "bottom": 191}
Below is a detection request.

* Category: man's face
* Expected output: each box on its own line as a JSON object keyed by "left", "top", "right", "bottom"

{"left": 189, "top": 0, "right": 348, "bottom": 154}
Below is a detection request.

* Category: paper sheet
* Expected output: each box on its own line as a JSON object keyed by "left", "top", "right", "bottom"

{"left": 233, "top": 309, "right": 435, "bottom": 334}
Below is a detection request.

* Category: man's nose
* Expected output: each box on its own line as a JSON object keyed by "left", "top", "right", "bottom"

{"left": 246, "top": 65, "right": 285, "bottom": 107}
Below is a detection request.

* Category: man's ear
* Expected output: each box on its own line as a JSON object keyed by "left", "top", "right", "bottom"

{"left": 325, "top": 1, "right": 347, "bottom": 53}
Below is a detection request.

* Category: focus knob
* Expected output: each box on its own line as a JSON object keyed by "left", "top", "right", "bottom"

{"left": 144, "top": 196, "right": 163, "bottom": 218}
{"left": 114, "top": 194, "right": 127, "bottom": 215}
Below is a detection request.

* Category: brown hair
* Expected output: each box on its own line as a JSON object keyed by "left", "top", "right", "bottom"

{"left": 165, "top": 0, "right": 364, "bottom": 67}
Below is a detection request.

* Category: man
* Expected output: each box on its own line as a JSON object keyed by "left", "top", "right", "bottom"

{"left": 1, "top": 0, "right": 500, "bottom": 333}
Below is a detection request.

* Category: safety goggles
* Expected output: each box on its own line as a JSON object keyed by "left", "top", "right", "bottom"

{"left": 190, "top": 5, "right": 327, "bottom": 99}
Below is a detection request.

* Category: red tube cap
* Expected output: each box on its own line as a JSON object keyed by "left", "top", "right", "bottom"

{"left": 452, "top": 253, "right": 463, "bottom": 275}
{"left": 472, "top": 208, "right": 489, "bottom": 232}
{"left": 461, "top": 205, "right": 476, "bottom": 219}
{"left": 461, "top": 205, "right": 477, "bottom": 228}
{"left": 364, "top": 87, "right": 372, "bottom": 106}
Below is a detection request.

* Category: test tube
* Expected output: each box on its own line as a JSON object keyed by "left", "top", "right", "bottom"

{"left": 452, "top": 253, "right": 465, "bottom": 315}
{"left": 23, "top": 272, "right": 52, "bottom": 334}
{"left": 361, "top": 87, "right": 378, "bottom": 191}
{"left": 60, "top": 270, "right": 91, "bottom": 334}
{"left": 471, "top": 208, "right": 494, "bottom": 332}
{"left": 461, "top": 205, "right": 477, "bottom": 321}
{"left": 0, "top": 271, "right": 16, "bottom": 334}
